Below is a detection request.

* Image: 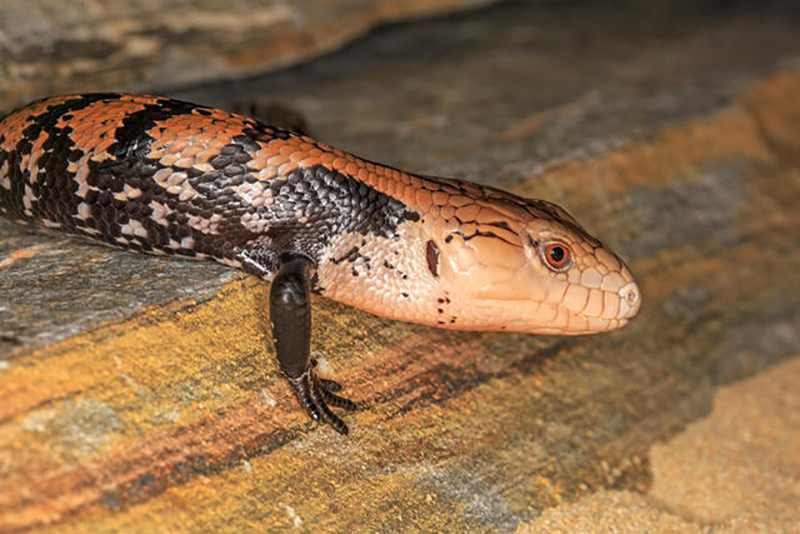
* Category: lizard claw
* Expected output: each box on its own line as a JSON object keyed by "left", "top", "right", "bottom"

{"left": 318, "top": 377, "right": 343, "bottom": 392}
{"left": 287, "top": 367, "right": 356, "bottom": 435}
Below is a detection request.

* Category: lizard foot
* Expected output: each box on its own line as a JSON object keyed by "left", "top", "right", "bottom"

{"left": 287, "top": 363, "right": 357, "bottom": 435}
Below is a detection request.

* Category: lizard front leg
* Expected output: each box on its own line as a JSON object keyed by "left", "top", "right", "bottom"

{"left": 269, "top": 255, "right": 356, "bottom": 434}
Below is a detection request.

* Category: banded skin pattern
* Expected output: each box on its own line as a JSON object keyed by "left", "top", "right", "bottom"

{"left": 0, "top": 94, "right": 641, "bottom": 434}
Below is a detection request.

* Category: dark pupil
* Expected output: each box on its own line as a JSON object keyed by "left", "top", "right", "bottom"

{"left": 549, "top": 246, "right": 565, "bottom": 263}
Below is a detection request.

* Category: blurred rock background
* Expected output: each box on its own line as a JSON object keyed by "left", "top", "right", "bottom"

{"left": 1, "top": 1, "right": 799, "bottom": 532}
{"left": 0, "top": 0, "right": 500, "bottom": 108}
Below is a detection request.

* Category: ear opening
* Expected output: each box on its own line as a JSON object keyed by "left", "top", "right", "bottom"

{"left": 426, "top": 239, "right": 440, "bottom": 277}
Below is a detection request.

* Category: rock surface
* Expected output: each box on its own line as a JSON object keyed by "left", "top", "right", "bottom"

{"left": 0, "top": 0, "right": 498, "bottom": 110}
{"left": 518, "top": 354, "right": 800, "bottom": 534}
{"left": 2, "top": 2, "right": 800, "bottom": 533}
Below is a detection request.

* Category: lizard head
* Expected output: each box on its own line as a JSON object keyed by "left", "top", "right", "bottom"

{"left": 315, "top": 174, "right": 639, "bottom": 336}
{"left": 434, "top": 196, "right": 641, "bottom": 335}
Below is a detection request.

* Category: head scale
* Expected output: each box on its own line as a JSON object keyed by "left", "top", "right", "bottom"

{"left": 433, "top": 194, "right": 641, "bottom": 335}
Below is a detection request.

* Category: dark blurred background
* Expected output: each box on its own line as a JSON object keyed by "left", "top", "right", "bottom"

{"left": 1, "top": 0, "right": 798, "bottom": 111}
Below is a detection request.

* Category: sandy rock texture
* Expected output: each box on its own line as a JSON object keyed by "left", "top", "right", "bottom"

{"left": 519, "top": 355, "right": 800, "bottom": 534}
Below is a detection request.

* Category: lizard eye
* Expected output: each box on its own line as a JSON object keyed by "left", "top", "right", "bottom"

{"left": 542, "top": 242, "right": 571, "bottom": 271}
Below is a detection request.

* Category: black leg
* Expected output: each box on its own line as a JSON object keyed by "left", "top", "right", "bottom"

{"left": 269, "top": 256, "right": 356, "bottom": 434}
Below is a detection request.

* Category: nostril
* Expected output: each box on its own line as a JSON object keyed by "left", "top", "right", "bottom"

{"left": 618, "top": 282, "right": 641, "bottom": 316}
{"left": 626, "top": 288, "right": 638, "bottom": 305}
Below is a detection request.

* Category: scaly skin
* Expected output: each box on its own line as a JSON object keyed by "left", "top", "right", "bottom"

{"left": 0, "top": 94, "right": 641, "bottom": 433}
